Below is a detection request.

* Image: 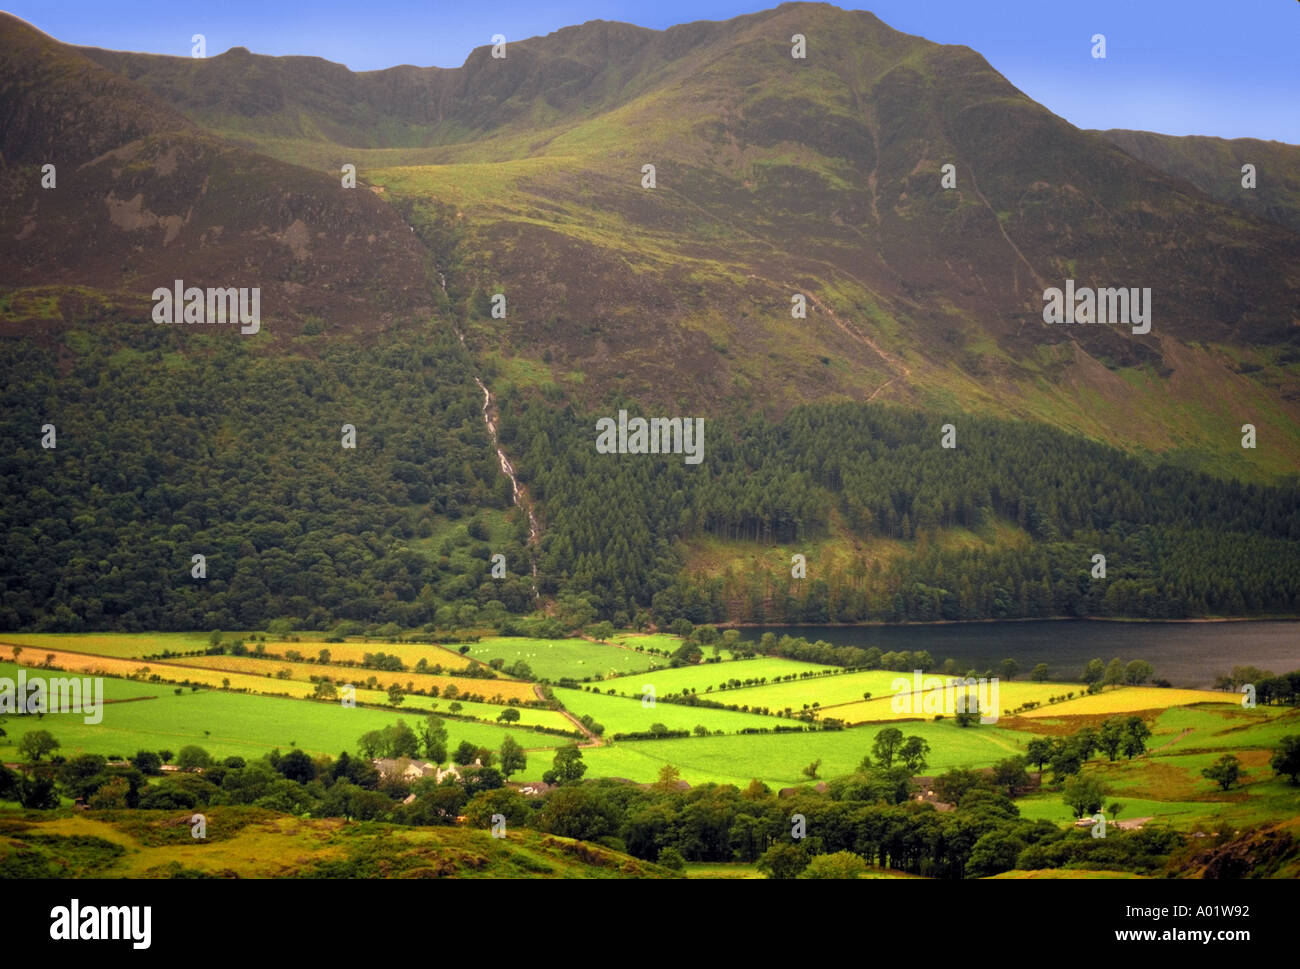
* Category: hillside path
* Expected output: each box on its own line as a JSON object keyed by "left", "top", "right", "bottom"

{"left": 534, "top": 683, "right": 603, "bottom": 747}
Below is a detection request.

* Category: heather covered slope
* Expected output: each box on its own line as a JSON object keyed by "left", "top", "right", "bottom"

{"left": 71, "top": 3, "right": 1300, "bottom": 477}
{"left": 1098, "top": 128, "right": 1300, "bottom": 236}
{"left": 0, "top": 12, "right": 194, "bottom": 167}
{"left": 0, "top": 12, "right": 435, "bottom": 336}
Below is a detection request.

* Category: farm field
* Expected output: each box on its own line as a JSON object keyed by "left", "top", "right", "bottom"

{"left": 626, "top": 668, "right": 931, "bottom": 713}
{"left": 1103, "top": 748, "right": 1278, "bottom": 799}
{"left": 603, "top": 656, "right": 838, "bottom": 699}
{"left": 1016, "top": 755, "right": 1300, "bottom": 831}
{"left": 0, "top": 680, "right": 566, "bottom": 769}
{"left": 610, "top": 633, "right": 695, "bottom": 654}
{"left": 827, "top": 680, "right": 1087, "bottom": 725}
{"left": 583, "top": 720, "right": 1031, "bottom": 787}
{"left": 0, "top": 660, "right": 171, "bottom": 703}
{"left": 610, "top": 632, "right": 743, "bottom": 661}
{"left": 1016, "top": 687, "right": 1228, "bottom": 718}
{"left": 1143, "top": 704, "right": 1300, "bottom": 753}
{"left": 1, "top": 647, "right": 387, "bottom": 701}
{"left": 178, "top": 653, "right": 535, "bottom": 702}
{"left": 1, "top": 633, "right": 476, "bottom": 670}
{"left": 262, "top": 639, "right": 474, "bottom": 670}
{"left": 551, "top": 686, "right": 783, "bottom": 734}
{"left": 4, "top": 628, "right": 1296, "bottom": 881}
{"left": 461, "top": 636, "right": 659, "bottom": 681}
{"left": 15, "top": 646, "right": 536, "bottom": 706}
{"left": 1013, "top": 792, "right": 1209, "bottom": 826}
{"left": 1, "top": 633, "right": 217, "bottom": 659}
{"left": 3, "top": 638, "right": 554, "bottom": 726}
{"left": 396, "top": 697, "right": 572, "bottom": 731}
{"left": 0, "top": 659, "right": 569, "bottom": 733}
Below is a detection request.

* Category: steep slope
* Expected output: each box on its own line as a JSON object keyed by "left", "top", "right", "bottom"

{"left": 1, "top": 5, "right": 1297, "bottom": 631}
{"left": 1098, "top": 128, "right": 1300, "bottom": 236}
{"left": 0, "top": 12, "right": 434, "bottom": 335}
{"left": 78, "top": 21, "right": 675, "bottom": 147}
{"left": 70, "top": 3, "right": 1300, "bottom": 478}
{"left": 0, "top": 11, "right": 193, "bottom": 166}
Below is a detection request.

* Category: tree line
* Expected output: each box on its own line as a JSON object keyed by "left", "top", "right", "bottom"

{"left": 502, "top": 398, "right": 1300, "bottom": 624}
{"left": 8, "top": 720, "right": 1298, "bottom": 878}
{"left": 4, "top": 320, "right": 1297, "bottom": 631}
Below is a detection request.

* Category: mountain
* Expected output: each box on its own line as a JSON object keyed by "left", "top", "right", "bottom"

{"left": 1098, "top": 128, "right": 1300, "bottom": 236}
{"left": 61, "top": 2, "right": 1300, "bottom": 478}
{"left": 0, "top": 12, "right": 434, "bottom": 336}
{"left": 1, "top": 3, "right": 1297, "bottom": 632}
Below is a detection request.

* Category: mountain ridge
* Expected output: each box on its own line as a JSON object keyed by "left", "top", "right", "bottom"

{"left": 0, "top": 11, "right": 436, "bottom": 336}
{"left": 3, "top": 3, "right": 1297, "bottom": 479}
{"left": 1096, "top": 128, "right": 1300, "bottom": 235}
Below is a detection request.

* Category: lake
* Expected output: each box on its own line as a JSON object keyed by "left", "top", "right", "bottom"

{"left": 734, "top": 620, "right": 1300, "bottom": 688}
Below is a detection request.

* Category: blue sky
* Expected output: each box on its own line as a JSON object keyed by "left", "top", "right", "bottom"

{"left": 10, "top": 0, "right": 1298, "bottom": 142}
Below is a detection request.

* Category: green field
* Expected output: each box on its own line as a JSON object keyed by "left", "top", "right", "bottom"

{"left": 620, "top": 668, "right": 921, "bottom": 713}
{"left": 1013, "top": 792, "right": 1210, "bottom": 826}
{"left": 602, "top": 656, "right": 838, "bottom": 699}
{"left": 1105, "top": 749, "right": 1273, "bottom": 797}
{"left": 2, "top": 633, "right": 481, "bottom": 672}
{"left": 552, "top": 686, "right": 781, "bottom": 734}
{"left": 0, "top": 676, "right": 566, "bottom": 774}
{"left": 582, "top": 720, "right": 1030, "bottom": 787}
{"left": 1016, "top": 759, "right": 1300, "bottom": 832}
{"left": 0, "top": 634, "right": 565, "bottom": 731}
{"left": 1145, "top": 704, "right": 1300, "bottom": 753}
{"left": 1, "top": 633, "right": 218, "bottom": 659}
{"left": 0, "top": 660, "right": 171, "bottom": 703}
{"left": 401, "top": 698, "right": 571, "bottom": 731}
{"left": 461, "top": 637, "right": 659, "bottom": 681}
{"left": 174, "top": 652, "right": 535, "bottom": 702}
{"left": 6, "top": 630, "right": 1296, "bottom": 874}
{"left": 611, "top": 633, "right": 689, "bottom": 653}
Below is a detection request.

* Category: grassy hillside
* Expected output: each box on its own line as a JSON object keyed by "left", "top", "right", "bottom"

{"left": 61, "top": 4, "right": 1300, "bottom": 479}
{"left": 0, "top": 808, "right": 675, "bottom": 878}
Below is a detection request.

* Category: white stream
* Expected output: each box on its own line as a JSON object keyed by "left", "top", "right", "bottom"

{"left": 422, "top": 228, "right": 540, "bottom": 596}
{"left": 474, "top": 375, "right": 540, "bottom": 551}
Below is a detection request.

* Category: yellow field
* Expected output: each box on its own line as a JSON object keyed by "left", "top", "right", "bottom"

{"left": 9, "top": 647, "right": 370, "bottom": 700}
{"left": 0, "top": 634, "right": 477, "bottom": 672}
{"left": 1017, "top": 687, "right": 1228, "bottom": 718}
{"left": 165, "top": 654, "right": 535, "bottom": 702}
{"left": 1, "top": 633, "right": 209, "bottom": 659}
{"left": 262, "top": 639, "right": 473, "bottom": 670}
{"left": 823, "top": 680, "right": 1086, "bottom": 725}
{"left": 18, "top": 648, "right": 535, "bottom": 708}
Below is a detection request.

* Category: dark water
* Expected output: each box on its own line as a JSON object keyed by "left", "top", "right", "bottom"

{"left": 736, "top": 620, "right": 1300, "bottom": 688}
